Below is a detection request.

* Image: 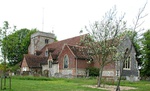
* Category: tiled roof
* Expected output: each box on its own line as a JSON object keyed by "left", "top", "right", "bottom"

{"left": 68, "top": 45, "right": 92, "bottom": 60}
{"left": 24, "top": 54, "right": 48, "bottom": 67}
{"left": 40, "top": 35, "right": 84, "bottom": 60}
{"left": 35, "top": 50, "right": 42, "bottom": 56}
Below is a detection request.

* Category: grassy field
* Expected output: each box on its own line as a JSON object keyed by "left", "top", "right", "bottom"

{"left": 1, "top": 76, "right": 150, "bottom": 91}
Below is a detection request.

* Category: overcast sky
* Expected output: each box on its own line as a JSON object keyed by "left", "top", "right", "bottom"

{"left": 0, "top": 0, "right": 149, "bottom": 40}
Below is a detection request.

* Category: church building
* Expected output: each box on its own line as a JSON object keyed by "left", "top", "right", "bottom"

{"left": 20, "top": 31, "right": 140, "bottom": 81}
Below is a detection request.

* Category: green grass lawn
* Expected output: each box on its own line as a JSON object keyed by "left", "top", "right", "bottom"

{"left": 119, "top": 80, "right": 150, "bottom": 91}
{"left": 0, "top": 76, "right": 104, "bottom": 91}
{"left": 1, "top": 76, "right": 150, "bottom": 91}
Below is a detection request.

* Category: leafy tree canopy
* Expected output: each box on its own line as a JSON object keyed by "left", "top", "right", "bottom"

{"left": 141, "top": 30, "right": 150, "bottom": 76}
{"left": 1, "top": 28, "right": 37, "bottom": 66}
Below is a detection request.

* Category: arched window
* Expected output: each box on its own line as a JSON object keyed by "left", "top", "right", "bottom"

{"left": 123, "top": 56, "right": 131, "bottom": 69}
{"left": 49, "top": 61, "right": 52, "bottom": 68}
{"left": 45, "top": 48, "right": 48, "bottom": 57}
{"left": 64, "top": 55, "right": 69, "bottom": 68}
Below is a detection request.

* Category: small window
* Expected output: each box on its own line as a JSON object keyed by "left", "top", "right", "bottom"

{"left": 123, "top": 56, "right": 131, "bottom": 69}
{"left": 64, "top": 55, "right": 69, "bottom": 68}
{"left": 49, "top": 61, "right": 52, "bottom": 68}
{"left": 45, "top": 50, "right": 48, "bottom": 57}
{"left": 45, "top": 39, "right": 49, "bottom": 44}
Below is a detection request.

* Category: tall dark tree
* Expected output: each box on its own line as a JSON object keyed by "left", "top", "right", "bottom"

{"left": 141, "top": 30, "right": 150, "bottom": 77}
{"left": 1, "top": 28, "right": 37, "bottom": 65}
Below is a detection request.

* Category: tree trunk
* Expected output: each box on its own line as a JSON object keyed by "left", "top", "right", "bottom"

{"left": 116, "top": 47, "right": 132, "bottom": 91}
{"left": 97, "top": 65, "right": 104, "bottom": 87}
{"left": 3, "top": 55, "right": 6, "bottom": 90}
{"left": 116, "top": 67, "right": 123, "bottom": 91}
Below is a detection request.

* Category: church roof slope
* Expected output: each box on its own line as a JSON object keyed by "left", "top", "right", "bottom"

{"left": 40, "top": 35, "right": 85, "bottom": 59}
{"left": 24, "top": 54, "right": 48, "bottom": 67}
{"left": 68, "top": 45, "right": 92, "bottom": 60}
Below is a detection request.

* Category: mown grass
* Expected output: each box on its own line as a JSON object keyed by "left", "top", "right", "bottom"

{"left": 1, "top": 76, "right": 103, "bottom": 91}
{"left": 1, "top": 76, "right": 150, "bottom": 91}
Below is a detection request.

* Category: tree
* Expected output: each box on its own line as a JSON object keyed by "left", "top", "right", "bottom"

{"left": 0, "top": 21, "right": 10, "bottom": 90}
{"left": 115, "top": 3, "right": 147, "bottom": 90}
{"left": 1, "top": 28, "right": 37, "bottom": 66}
{"left": 0, "top": 64, "right": 5, "bottom": 71}
{"left": 81, "top": 7, "right": 127, "bottom": 87}
{"left": 81, "top": 2, "right": 147, "bottom": 88}
{"left": 141, "top": 30, "right": 150, "bottom": 77}
{"left": 115, "top": 41, "right": 133, "bottom": 91}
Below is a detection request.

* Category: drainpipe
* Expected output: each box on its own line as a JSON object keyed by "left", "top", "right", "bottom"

{"left": 76, "top": 58, "right": 78, "bottom": 78}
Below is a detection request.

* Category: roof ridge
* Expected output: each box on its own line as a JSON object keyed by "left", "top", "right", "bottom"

{"left": 46, "top": 34, "right": 82, "bottom": 45}
{"left": 24, "top": 54, "right": 47, "bottom": 58}
{"left": 67, "top": 44, "right": 86, "bottom": 48}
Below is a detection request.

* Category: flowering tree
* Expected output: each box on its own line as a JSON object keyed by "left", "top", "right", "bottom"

{"left": 81, "top": 7, "right": 127, "bottom": 87}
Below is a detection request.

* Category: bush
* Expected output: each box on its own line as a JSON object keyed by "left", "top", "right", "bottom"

{"left": 86, "top": 67, "right": 99, "bottom": 76}
{"left": 12, "top": 76, "right": 64, "bottom": 81}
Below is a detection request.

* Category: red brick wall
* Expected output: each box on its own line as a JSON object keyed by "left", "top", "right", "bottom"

{"left": 104, "top": 62, "right": 115, "bottom": 70}
{"left": 93, "top": 59, "right": 115, "bottom": 70}
{"left": 21, "top": 58, "right": 27, "bottom": 67}
{"left": 93, "top": 60, "right": 100, "bottom": 68}
{"left": 58, "top": 45, "right": 92, "bottom": 69}
{"left": 92, "top": 59, "right": 116, "bottom": 77}
{"left": 21, "top": 57, "right": 29, "bottom": 72}
{"left": 57, "top": 45, "right": 116, "bottom": 76}
{"left": 58, "top": 45, "right": 76, "bottom": 69}
{"left": 77, "top": 59, "right": 90, "bottom": 69}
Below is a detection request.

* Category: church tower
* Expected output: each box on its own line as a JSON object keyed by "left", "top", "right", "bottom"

{"left": 28, "top": 31, "right": 55, "bottom": 54}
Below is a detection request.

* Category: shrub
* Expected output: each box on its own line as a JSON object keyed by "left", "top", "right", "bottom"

{"left": 86, "top": 67, "right": 99, "bottom": 76}
{"left": 12, "top": 76, "right": 64, "bottom": 81}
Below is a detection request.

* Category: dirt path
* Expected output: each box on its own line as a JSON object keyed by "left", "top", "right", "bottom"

{"left": 83, "top": 85, "right": 137, "bottom": 91}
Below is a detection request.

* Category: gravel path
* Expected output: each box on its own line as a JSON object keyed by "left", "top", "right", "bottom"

{"left": 83, "top": 85, "right": 137, "bottom": 91}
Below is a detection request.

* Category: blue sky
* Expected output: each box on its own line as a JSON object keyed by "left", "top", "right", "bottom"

{"left": 0, "top": 0, "right": 149, "bottom": 40}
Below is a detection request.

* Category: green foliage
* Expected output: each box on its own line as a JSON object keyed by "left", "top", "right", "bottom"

{"left": 86, "top": 67, "right": 99, "bottom": 76}
{"left": 8, "top": 64, "right": 20, "bottom": 72}
{"left": 12, "top": 76, "right": 63, "bottom": 81}
{"left": 54, "top": 36, "right": 58, "bottom": 42}
{"left": 141, "top": 30, "right": 150, "bottom": 77}
{"left": 0, "top": 64, "right": 5, "bottom": 70}
{"left": 1, "top": 28, "right": 37, "bottom": 66}
{"left": 0, "top": 62, "right": 10, "bottom": 71}
{"left": 134, "top": 42, "right": 142, "bottom": 65}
